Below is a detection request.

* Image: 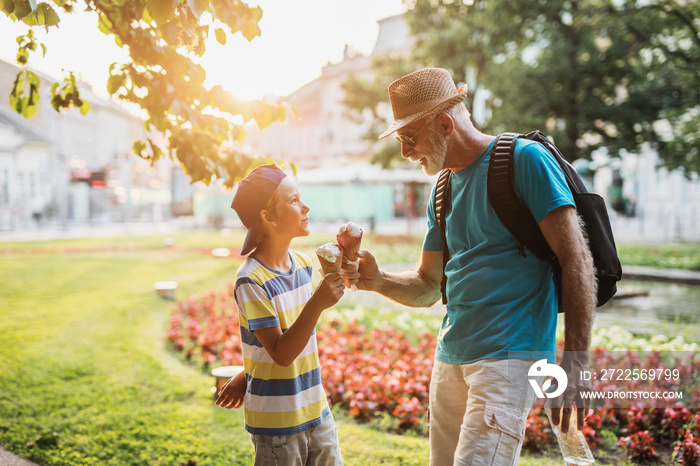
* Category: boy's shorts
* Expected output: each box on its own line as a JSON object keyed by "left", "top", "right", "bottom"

{"left": 251, "top": 412, "right": 343, "bottom": 465}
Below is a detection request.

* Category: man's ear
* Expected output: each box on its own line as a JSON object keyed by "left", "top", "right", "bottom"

{"left": 437, "top": 112, "right": 455, "bottom": 137}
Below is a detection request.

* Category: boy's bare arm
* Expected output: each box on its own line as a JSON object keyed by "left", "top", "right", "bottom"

{"left": 349, "top": 249, "right": 443, "bottom": 308}
{"left": 254, "top": 271, "right": 345, "bottom": 367}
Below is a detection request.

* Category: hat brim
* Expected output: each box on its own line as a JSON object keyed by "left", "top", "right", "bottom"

{"left": 378, "top": 84, "right": 469, "bottom": 139}
{"left": 240, "top": 221, "right": 259, "bottom": 256}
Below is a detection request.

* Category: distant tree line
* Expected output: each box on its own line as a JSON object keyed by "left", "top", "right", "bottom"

{"left": 343, "top": 0, "right": 699, "bottom": 177}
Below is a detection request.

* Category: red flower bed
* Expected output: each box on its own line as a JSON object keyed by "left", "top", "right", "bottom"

{"left": 166, "top": 283, "right": 243, "bottom": 368}
{"left": 618, "top": 430, "right": 657, "bottom": 462}
{"left": 316, "top": 318, "right": 435, "bottom": 430}
{"left": 166, "top": 284, "right": 700, "bottom": 464}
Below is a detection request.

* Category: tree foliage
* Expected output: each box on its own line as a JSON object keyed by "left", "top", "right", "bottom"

{"left": 344, "top": 0, "right": 700, "bottom": 175}
{"left": 341, "top": 53, "right": 418, "bottom": 168}
{"left": 2, "top": 0, "right": 293, "bottom": 187}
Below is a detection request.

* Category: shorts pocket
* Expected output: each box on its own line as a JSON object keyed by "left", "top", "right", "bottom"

{"left": 484, "top": 404, "right": 526, "bottom": 440}
{"left": 478, "top": 403, "right": 526, "bottom": 465}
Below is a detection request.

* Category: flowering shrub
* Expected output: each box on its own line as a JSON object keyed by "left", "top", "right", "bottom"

{"left": 583, "top": 411, "right": 602, "bottom": 448}
{"left": 165, "top": 283, "right": 243, "bottom": 368}
{"left": 618, "top": 430, "right": 657, "bottom": 462}
{"left": 573, "top": 325, "right": 699, "bottom": 352}
{"left": 316, "top": 318, "right": 435, "bottom": 430}
{"left": 522, "top": 407, "right": 551, "bottom": 453}
{"left": 674, "top": 428, "right": 700, "bottom": 465}
{"left": 166, "top": 285, "right": 700, "bottom": 462}
{"left": 165, "top": 286, "right": 435, "bottom": 430}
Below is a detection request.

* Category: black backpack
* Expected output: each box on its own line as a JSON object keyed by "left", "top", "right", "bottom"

{"left": 434, "top": 131, "right": 622, "bottom": 308}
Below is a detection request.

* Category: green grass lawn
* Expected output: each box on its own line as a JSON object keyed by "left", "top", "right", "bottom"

{"left": 1, "top": 231, "right": 696, "bottom": 465}
{"left": 616, "top": 242, "right": 700, "bottom": 271}
{"left": 1, "top": 231, "right": 435, "bottom": 465}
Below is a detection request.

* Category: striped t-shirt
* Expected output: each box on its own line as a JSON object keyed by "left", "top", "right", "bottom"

{"left": 234, "top": 249, "right": 330, "bottom": 436}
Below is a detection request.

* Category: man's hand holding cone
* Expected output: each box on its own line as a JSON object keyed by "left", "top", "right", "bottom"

{"left": 337, "top": 222, "right": 363, "bottom": 290}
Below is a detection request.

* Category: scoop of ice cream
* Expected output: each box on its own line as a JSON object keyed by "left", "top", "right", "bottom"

{"left": 337, "top": 222, "right": 362, "bottom": 247}
{"left": 315, "top": 243, "right": 342, "bottom": 262}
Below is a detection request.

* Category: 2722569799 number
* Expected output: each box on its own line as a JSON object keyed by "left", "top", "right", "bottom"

{"left": 597, "top": 368, "right": 680, "bottom": 381}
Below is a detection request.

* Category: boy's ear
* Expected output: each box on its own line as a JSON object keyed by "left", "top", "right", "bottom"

{"left": 260, "top": 209, "right": 276, "bottom": 227}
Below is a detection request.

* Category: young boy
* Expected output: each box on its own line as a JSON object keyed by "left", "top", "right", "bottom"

{"left": 216, "top": 164, "right": 345, "bottom": 465}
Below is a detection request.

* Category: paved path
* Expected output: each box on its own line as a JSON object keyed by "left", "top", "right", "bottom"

{"left": 623, "top": 265, "right": 700, "bottom": 286}
{"left": 0, "top": 447, "right": 39, "bottom": 466}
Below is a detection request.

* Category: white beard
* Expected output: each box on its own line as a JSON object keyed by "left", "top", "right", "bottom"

{"left": 417, "top": 124, "right": 448, "bottom": 176}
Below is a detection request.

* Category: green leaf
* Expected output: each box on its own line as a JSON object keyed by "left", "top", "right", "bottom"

{"left": 238, "top": 16, "right": 261, "bottom": 42}
{"left": 107, "top": 73, "right": 126, "bottom": 95}
{"left": 12, "top": 0, "right": 32, "bottom": 21}
{"left": 251, "top": 5, "right": 262, "bottom": 22}
{"left": 1, "top": 0, "right": 15, "bottom": 15}
{"left": 214, "top": 27, "right": 226, "bottom": 45}
{"left": 9, "top": 70, "right": 40, "bottom": 119}
{"left": 16, "top": 47, "right": 28, "bottom": 64}
{"left": 148, "top": 138, "right": 163, "bottom": 162}
{"left": 97, "top": 13, "right": 112, "bottom": 35}
{"left": 37, "top": 3, "right": 59, "bottom": 26}
{"left": 133, "top": 140, "right": 147, "bottom": 157}
{"left": 146, "top": 0, "right": 177, "bottom": 24}
{"left": 78, "top": 99, "right": 90, "bottom": 116}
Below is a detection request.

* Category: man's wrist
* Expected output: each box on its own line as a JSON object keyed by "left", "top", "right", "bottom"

{"left": 373, "top": 269, "right": 391, "bottom": 294}
{"left": 560, "top": 351, "right": 591, "bottom": 370}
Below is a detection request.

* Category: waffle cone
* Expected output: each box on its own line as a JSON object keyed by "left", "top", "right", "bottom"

{"left": 316, "top": 248, "right": 343, "bottom": 274}
{"left": 340, "top": 236, "right": 362, "bottom": 262}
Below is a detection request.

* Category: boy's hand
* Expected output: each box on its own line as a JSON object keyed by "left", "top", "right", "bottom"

{"left": 215, "top": 371, "right": 246, "bottom": 409}
{"left": 313, "top": 270, "right": 345, "bottom": 309}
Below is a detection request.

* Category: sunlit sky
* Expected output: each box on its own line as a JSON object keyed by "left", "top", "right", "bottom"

{"left": 0, "top": 0, "right": 406, "bottom": 100}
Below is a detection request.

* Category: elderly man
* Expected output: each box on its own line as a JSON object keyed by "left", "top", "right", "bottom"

{"left": 346, "top": 68, "right": 595, "bottom": 465}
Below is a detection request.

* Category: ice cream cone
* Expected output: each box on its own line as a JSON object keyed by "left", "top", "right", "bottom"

{"left": 337, "top": 222, "right": 363, "bottom": 262}
{"left": 340, "top": 236, "right": 361, "bottom": 261}
{"left": 315, "top": 243, "right": 343, "bottom": 274}
{"left": 337, "top": 222, "right": 363, "bottom": 291}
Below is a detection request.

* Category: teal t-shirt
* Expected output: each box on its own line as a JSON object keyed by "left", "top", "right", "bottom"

{"left": 423, "top": 138, "right": 575, "bottom": 365}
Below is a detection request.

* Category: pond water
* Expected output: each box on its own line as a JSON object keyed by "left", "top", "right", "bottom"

{"left": 596, "top": 280, "right": 700, "bottom": 339}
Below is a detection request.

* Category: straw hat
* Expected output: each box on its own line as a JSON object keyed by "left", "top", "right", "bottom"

{"left": 378, "top": 68, "right": 468, "bottom": 139}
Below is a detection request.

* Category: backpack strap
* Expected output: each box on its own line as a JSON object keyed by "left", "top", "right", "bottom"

{"left": 434, "top": 168, "right": 453, "bottom": 304}
{"left": 487, "top": 132, "right": 554, "bottom": 261}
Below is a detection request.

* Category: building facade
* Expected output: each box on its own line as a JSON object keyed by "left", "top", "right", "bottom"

{"left": 0, "top": 105, "right": 51, "bottom": 229}
{"left": 241, "top": 14, "right": 431, "bottom": 228}
{"left": 0, "top": 59, "right": 172, "bottom": 231}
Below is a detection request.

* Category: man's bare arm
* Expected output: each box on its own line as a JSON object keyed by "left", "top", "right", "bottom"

{"left": 352, "top": 249, "right": 444, "bottom": 308}
{"left": 539, "top": 204, "right": 597, "bottom": 431}
{"left": 539, "top": 205, "right": 596, "bottom": 351}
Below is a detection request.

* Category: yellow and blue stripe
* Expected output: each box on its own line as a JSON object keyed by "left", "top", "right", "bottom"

{"left": 234, "top": 250, "right": 329, "bottom": 436}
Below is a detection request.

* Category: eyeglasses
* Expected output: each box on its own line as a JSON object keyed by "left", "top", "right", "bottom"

{"left": 395, "top": 115, "right": 436, "bottom": 147}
